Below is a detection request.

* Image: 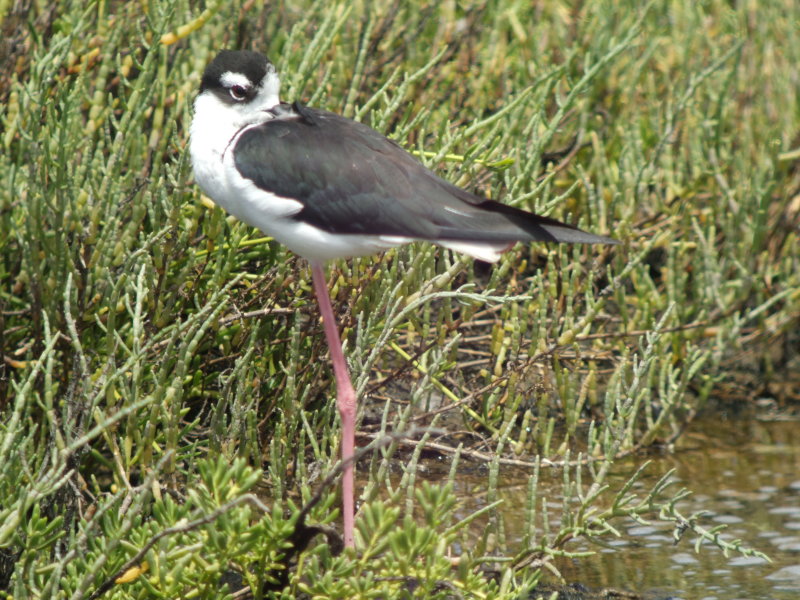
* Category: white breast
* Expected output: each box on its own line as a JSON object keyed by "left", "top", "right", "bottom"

{"left": 189, "top": 89, "right": 411, "bottom": 262}
{"left": 189, "top": 92, "right": 303, "bottom": 232}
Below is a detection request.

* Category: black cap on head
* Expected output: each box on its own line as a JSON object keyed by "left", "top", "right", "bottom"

{"left": 200, "top": 50, "right": 270, "bottom": 92}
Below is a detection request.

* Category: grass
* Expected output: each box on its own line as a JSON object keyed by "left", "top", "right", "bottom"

{"left": 1, "top": 0, "right": 798, "bottom": 598}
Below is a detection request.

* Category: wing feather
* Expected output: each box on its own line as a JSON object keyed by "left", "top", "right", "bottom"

{"left": 233, "top": 104, "right": 616, "bottom": 246}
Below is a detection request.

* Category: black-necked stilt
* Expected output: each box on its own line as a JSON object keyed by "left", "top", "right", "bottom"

{"left": 190, "top": 49, "right": 618, "bottom": 550}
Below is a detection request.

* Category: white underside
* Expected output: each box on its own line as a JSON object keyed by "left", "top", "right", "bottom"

{"left": 190, "top": 86, "right": 508, "bottom": 263}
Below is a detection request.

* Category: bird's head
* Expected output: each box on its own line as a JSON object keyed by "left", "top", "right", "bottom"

{"left": 194, "top": 50, "right": 281, "bottom": 129}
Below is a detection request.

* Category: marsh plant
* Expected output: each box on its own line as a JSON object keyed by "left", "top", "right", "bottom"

{"left": 1, "top": 0, "right": 796, "bottom": 598}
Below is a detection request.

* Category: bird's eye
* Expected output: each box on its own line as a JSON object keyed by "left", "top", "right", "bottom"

{"left": 229, "top": 84, "right": 249, "bottom": 100}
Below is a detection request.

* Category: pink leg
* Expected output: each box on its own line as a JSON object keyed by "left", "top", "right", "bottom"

{"left": 310, "top": 261, "right": 356, "bottom": 549}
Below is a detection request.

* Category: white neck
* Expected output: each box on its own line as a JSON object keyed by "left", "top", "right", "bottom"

{"left": 190, "top": 70, "right": 281, "bottom": 154}
{"left": 189, "top": 71, "right": 281, "bottom": 201}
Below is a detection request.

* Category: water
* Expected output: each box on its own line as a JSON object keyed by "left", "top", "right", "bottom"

{"left": 439, "top": 417, "right": 800, "bottom": 599}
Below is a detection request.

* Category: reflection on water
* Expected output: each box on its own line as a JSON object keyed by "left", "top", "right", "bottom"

{"left": 439, "top": 417, "right": 800, "bottom": 599}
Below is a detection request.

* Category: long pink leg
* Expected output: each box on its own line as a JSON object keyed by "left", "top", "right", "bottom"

{"left": 310, "top": 261, "right": 356, "bottom": 549}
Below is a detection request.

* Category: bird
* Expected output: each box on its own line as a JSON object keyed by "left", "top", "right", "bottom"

{"left": 189, "top": 49, "right": 618, "bottom": 550}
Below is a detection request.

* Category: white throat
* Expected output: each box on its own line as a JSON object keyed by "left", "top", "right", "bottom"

{"left": 189, "top": 70, "right": 281, "bottom": 208}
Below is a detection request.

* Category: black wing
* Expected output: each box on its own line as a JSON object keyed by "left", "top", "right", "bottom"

{"left": 233, "top": 102, "right": 616, "bottom": 245}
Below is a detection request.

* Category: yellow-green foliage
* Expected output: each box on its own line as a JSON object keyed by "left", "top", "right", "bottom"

{"left": 0, "top": 0, "right": 795, "bottom": 597}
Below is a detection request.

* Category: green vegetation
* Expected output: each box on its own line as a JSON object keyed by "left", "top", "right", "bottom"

{"left": 1, "top": 0, "right": 797, "bottom": 598}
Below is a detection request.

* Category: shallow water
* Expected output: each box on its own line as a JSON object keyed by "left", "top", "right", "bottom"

{"left": 436, "top": 416, "right": 800, "bottom": 599}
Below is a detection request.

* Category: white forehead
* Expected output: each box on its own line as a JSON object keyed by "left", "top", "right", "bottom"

{"left": 220, "top": 71, "right": 256, "bottom": 88}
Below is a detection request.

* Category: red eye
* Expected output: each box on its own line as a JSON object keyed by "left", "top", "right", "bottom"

{"left": 229, "top": 85, "right": 248, "bottom": 100}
